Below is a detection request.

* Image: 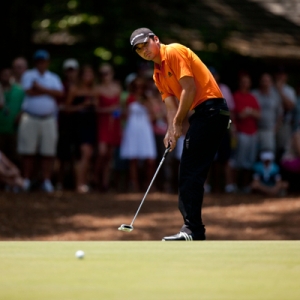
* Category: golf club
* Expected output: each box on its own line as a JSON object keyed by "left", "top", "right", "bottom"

{"left": 118, "top": 146, "right": 171, "bottom": 232}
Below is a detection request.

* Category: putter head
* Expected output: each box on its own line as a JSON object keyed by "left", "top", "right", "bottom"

{"left": 118, "top": 224, "right": 134, "bottom": 232}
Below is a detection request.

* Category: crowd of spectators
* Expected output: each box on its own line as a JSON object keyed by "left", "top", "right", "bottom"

{"left": 0, "top": 49, "right": 300, "bottom": 196}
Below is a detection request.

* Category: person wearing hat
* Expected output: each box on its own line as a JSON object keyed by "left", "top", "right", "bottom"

{"left": 251, "top": 150, "right": 288, "bottom": 196}
{"left": 62, "top": 58, "right": 79, "bottom": 92}
{"left": 130, "top": 28, "right": 230, "bottom": 241}
{"left": 17, "top": 49, "right": 64, "bottom": 192}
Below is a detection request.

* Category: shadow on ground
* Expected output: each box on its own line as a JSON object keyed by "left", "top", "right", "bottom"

{"left": 0, "top": 191, "right": 299, "bottom": 240}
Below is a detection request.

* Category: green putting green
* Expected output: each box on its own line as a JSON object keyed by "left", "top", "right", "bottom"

{"left": 0, "top": 241, "right": 299, "bottom": 300}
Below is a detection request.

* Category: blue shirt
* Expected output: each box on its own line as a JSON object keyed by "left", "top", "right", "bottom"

{"left": 253, "top": 161, "right": 281, "bottom": 186}
{"left": 21, "top": 69, "right": 63, "bottom": 116}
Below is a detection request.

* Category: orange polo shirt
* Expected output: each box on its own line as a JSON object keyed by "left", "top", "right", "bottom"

{"left": 153, "top": 43, "right": 223, "bottom": 110}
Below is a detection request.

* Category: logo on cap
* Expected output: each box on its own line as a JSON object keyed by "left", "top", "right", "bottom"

{"left": 131, "top": 33, "right": 144, "bottom": 45}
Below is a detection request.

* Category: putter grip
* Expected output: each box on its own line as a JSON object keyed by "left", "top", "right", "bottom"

{"left": 163, "top": 146, "right": 171, "bottom": 158}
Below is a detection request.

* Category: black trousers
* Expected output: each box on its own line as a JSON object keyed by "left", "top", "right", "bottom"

{"left": 179, "top": 98, "right": 229, "bottom": 240}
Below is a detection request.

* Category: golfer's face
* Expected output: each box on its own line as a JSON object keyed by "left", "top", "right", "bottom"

{"left": 135, "top": 37, "right": 159, "bottom": 61}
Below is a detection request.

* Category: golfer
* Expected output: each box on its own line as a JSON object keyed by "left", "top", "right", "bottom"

{"left": 130, "top": 28, "right": 230, "bottom": 241}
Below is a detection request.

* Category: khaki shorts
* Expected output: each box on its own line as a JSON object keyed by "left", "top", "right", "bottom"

{"left": 232, "top": 132, "right": 258, "bottom": 170}
{"left": 17, "top": 113, "right": 58, "bottom": 156}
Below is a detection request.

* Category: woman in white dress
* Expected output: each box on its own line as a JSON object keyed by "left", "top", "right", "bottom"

{"left": 120, "top": 77, "right": 156, "bottom": 191}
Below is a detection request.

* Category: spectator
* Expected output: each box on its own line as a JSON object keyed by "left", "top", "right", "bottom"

{"left": 147, "top": 78, "right": 170, "bottom": 192}
{"left": 0, "top": 67, "right": 25, "bottom": 164}
{"left": 281, "top": 123, "right": 300, "bottom": 193}
{"left": 281, "top": 127, "right": 300, "bottom": 175}
{"left": 232, "top": 74, "right": 260, "bottom": 192}
{"left": 18, "top": 49, "right": 64, "bottom": 192}
{"left": 252, "top": 73, "right": 282, "bottom": 153}
{"left": 209, "top": 67, "right": 235, "bottom": 111}
{"left": 292, "top": 82, "right": 300, "bottom": 131}
{"left": 55, "top": 58, "right": 79, "bottom": 190}
{"left": 273, "top": 69, "right": 296, "bottom": 157}
{"left": 12, "top": 57, "right": 28, "bottom": 85}
{"left": 122, "top": 73, "right": 137, "bottom": 104}
{"left": 0, "top": 150, "right": 25, "bottom": 191}
{"left": 208, "top": 67, "right": 236, "bottom": 193}
{"left": 95, "top": 63, "right": 122, "bottom": 191}
{"left": 66, "top": 65, "right": 97, "bottom": 193}
{"left": 62, "top": 58, "right": 79, "bottom": 85}
{"left": 120, "top": 77, "right": 157, "bottom": 192}
{"left": 251, "top": 150, "right": 288, "bottom": 196}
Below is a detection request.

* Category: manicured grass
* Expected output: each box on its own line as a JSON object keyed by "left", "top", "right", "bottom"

{"left": 0, "top": 241, "right": 299, "bottom": 300}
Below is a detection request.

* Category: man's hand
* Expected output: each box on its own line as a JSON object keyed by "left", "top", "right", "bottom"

{"left": 164, "top": 130, "right": 177, "bottom": 151}
{"left": 32, "top": 81, "right": 46, "bottom": 93}
{"left": 164, "top": 96, "right": 179, "bottom": 151}
{"left": 27, "top": 81, "right": 63, "bottom": 98}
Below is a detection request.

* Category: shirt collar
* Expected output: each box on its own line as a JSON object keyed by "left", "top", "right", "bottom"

{"left": 154, "top": 44, "right": 166, "bottom": 74}
{"left": 34, "top": 68, "right": 49, "bottom": 76}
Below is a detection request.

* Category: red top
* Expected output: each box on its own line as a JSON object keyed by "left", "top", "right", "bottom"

{"left": 233, "top": 91, "right": 260, "bottom": 135}
{"left": 97, "top": 94, "right": 121, "bottom": 146}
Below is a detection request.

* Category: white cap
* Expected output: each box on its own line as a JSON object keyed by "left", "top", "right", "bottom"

{"left": 63, "top": 58, "right": 79, "bottom": 70}
{"left": 260, "top": 151, "right": 274, "bottom": 161}
{"left": 124, "top": 72, "right": 137, "bottom": 87}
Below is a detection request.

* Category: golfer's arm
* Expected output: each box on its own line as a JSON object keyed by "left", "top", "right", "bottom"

{"left": 164, "top": 96, "right": 179, "bottom": 129}
{"left": 174, "top": 76, "right": 196, "bottom": 125}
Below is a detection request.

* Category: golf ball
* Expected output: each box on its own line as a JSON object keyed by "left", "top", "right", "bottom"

{"left": 75, "top": 250, "right": 85, "bottom": 259}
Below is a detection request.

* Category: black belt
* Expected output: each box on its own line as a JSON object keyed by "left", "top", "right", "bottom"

{"left": 194, "top": 98, "right": 226, "bottom": 111}
{"left": 24, "top": 111, "right": 54, "bottom": 119}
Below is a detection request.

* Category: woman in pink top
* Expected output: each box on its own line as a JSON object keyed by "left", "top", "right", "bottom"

{"left": 96, "top": 63, "right": 122, "bottom": 191}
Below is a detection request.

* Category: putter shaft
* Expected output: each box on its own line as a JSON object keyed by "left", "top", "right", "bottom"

{"left": 129, "top": 147, "right": 170, "bottom": 227}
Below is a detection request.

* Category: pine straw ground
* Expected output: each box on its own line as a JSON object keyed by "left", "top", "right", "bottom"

{"left": 0, "top": 191, "right": 299, "bottom": 241}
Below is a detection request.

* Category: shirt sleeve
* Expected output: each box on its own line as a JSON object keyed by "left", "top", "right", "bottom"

{"left": 153, "top": 76, "right": 172, "bottom": 101}
{"left": 166, "top": 46, "right": 194, "bottom": 81}
{"left": 284, "top": 86, "right": 297, "bottom": 104}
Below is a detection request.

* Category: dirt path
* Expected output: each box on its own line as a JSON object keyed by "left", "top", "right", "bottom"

{"left": 0, "top": 191, "right": 299, "bottom": 240}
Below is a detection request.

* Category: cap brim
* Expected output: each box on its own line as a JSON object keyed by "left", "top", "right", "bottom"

{"left": 132, "top": 36, "right": 150, "bottom": 50}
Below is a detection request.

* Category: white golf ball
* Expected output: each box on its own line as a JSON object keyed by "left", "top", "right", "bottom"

{"left": 75, "top": 250, "right": 85, "bottom": 259}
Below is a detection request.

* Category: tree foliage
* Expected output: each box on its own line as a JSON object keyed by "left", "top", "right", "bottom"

{"left": 1, "top": 0, "right": 300, "bottom": 83}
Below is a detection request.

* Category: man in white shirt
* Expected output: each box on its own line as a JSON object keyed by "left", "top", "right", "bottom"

{"left": 18, "top": 50, "right": 64, "bottom": 192}
{"left": 252, "top": 73, "right": 282, "bottom": 153}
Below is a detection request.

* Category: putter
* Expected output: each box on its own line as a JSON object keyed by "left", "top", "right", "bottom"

{"left": 118, "top": 146, "right": 171, "bottom": 232}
